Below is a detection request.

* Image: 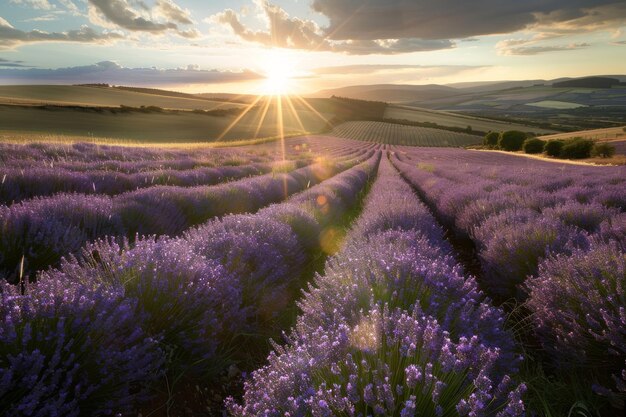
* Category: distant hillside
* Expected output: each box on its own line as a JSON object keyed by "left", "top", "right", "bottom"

{"left": 446, "top": 80, "right": 547, "bottom": 92}
{"left": 0, "top": 85, "right": 245, "bottom": 111}
{"left": 552, "top": 77, "right": 622, "bottom": 89}
{"left": 313, "top": 76, "right": 626, "bottom": 105}
{"left": 312, "top": 84, "right": 459, "bottom": 103}
{"left": 194, "top": 92, "right": 256, "bottom": 104}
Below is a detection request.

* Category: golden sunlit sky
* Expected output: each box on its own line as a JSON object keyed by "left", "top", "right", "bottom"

{"left": 1, "top": 0, "right": 625, "bottom": 94}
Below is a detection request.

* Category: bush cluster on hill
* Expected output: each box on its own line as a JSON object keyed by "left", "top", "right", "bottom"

{"left": 483, "top": 131, "right": 616, "bottom": 160}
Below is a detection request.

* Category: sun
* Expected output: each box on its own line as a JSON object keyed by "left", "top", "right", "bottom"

{"left": 259, "top": 50, "right": 297, "bottom": 95}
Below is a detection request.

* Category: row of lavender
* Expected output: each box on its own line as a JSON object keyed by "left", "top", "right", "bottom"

{"left": 0, "top": 160, "right": 309, "bottom": 204}
{"left": 391, "top": 147, "right": 625, "bottom": 407}
{"left": 0, "top": 138, "right": 372, "bottom": 204}
{"left": 0, "top": 152, "right": 381, "bottom": 416}
{"left": 231, "top": 156, "right": 526, "bottom": 416}
{"left": 0, "top": 145, "right": 375, "bottom": 281}
{"left": 0, "top": 136, "right": 370, "bottom": 167}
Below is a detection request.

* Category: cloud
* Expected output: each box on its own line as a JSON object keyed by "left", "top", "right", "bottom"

{"left": 213, "top": 1, "right": 454, "bottom": 54}
{"left": 311, "top": 0, "right": 626, "bottom": 41}
{"left": 9, "top": 0, "right": 53, "bottom": 10}
{"left": 0, "top": 58, "right": 34, "bottom": 68}
{"left": 88, "top": 0, "right": 198, "bottom": 38}
{"left": 21, "top": 11, "right": 67, "bottom": 22}
{"left": 496, "top": 38, "right": 591, "bottom": 55}
{"left": 611, "top": 40, "right": 626, "bottom": 45}
{"left": 0, "top": 17, "right": 124, "bottom": 49}
{"left": 155, "top": 0, "right": 193, "bottom": 25}
{"left": 0, "top": 61, "right": 262, "bottom": 86}
{"left": 312, "top": 64, "right": 487, "bottom": 75}
{"left": 58, "top": 0, "right": 82, "bottom": 16}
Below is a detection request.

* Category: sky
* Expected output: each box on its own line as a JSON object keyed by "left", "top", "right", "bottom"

{"left": 0, "top": 0, "right": 625, "bottom": 94}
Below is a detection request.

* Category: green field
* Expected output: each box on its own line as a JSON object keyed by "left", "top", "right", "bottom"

{"left": 330, "top": 120, "right": 481, "bottom": 146}
{"left": 0, "top": 102, "right": 332, "bottom": 142}
{"left": 384, "top": 105, "right": 557, "bottom": 134}
{"left": 0, "top": 85, "right": 245, "bottom": 111}
{"left": 527, "top": 100, "right": 587, "bottom": 109}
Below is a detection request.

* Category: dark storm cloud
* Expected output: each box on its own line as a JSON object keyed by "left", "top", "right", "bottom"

{"left": 216, "top": 0, "right": 625, "bottom": 54}
{"left": 0, "top": 17, "right": 123, "bottom": 49}
{"left": 311, "top": 0, "right": 626, "bottom": 40}
{"left": 214, "top": 1, "right": 454, "bottom": 54}
{"left": 0, "top": 60, "right": 262, "bottom": 86}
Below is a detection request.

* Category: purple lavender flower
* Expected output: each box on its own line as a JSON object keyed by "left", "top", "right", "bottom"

{"left": 229, "top": 306, "right": 525, "bottom": 417}
{"left": 0, "top": 275, "right": 164, "bottom": 416}
{"left": 526, "top": 240, "right": 625, "bottom": 397}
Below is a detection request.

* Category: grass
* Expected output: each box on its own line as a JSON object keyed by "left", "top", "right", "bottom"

{"left": 0, "top": 102, "right": 329, "bottom": 143}
{"left": 0, "top": 85, "right": 246, "bottom": 111}
{"left": 538, "top": 126, "right": 626, "bottom": 142}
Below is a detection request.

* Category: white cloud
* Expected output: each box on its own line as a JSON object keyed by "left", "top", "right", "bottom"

{"left": 87, "top": 0, "right": 199, "bottom": 38}
{"left": 9, "top": 0, "right": 53, "bottom": 10}
{"left": 0, "top": 17, "right": 123, "bottom": 49}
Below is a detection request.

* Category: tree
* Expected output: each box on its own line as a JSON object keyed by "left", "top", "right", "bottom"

{"left": 483, "top": 131, "right": 500, "bottom": 148}
{"left": 523, "top": 138, "right": 546, "bottom": 154}
{"left": 545, "top": 140, "right": 564, "bottom": 157}
{"left": 560, "top": 138, "right": 594, "bottom": 159}
{"left": 591, "top": 142, "right": 616, "bottom": 158}
{"left": 498, "top": 130, "right": 527, "bottom": 151}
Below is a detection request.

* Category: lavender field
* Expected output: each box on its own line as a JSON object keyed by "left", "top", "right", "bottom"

{"left": 1, "top": 135, "right": 625, "bottom": 417}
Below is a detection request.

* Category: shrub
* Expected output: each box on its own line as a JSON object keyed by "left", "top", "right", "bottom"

{"left": 0, "top": 194, "right": 124, "bottom": 281}
{"left": 542, "top": 201, "right": 620, "bottom": 233}
{"left": 523, "top": 137, "right": 545, "bottom": 154}
{"left": 47, "top": 237, "right": 239, "bottom": 378}
{"left": 525, "top": 241, "right": 625, "bottom": 399}
{"left": 478, "top": 217, "right": 589, "bottom": 301}
{"left": 591, "top": 142, "right": 616, "bottom": 158}
{"left": 498, "top": 130, "right": 527, "bottom": 151}
{"left": 559, "top": 138, "right": 594, "bottom": 159}
{"left": 544, "top": 140, "right": 564, "bottom": 157}
{"left": 483, "top": 131, "right": 500, "bottom": 148}
{"left": 0, "top": 277, "right": 164, "bottom": 415}
{"left": 184, "top": 214, "right": 305, "bottom": 320}
{"left": 229, "top": 306, "right": 527, "bottom": 417}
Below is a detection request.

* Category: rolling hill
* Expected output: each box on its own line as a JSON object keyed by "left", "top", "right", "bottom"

{"left": 0, "top": 85, "right": 246, "bottom": 111}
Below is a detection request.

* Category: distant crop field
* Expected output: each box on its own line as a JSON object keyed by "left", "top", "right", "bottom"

{"left": 527, "top": 100, "right": 587, "bottom": 109}
{"left": 330, "top": 120, "right": 481, "bottom": 146}
{"left": 385, "top": 104, "right": 557, "bottom": 134}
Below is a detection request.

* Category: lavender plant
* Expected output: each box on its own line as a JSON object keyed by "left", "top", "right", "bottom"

{"left": 0, "top": 276, "right": 164, "bottom": 416}
{"left": 229, "top": 305, "right": 526, "bottom": 417}
{"left": 44, "top": 236, "right": 240, "bottom": 378}
{"left": 525, "top": 240, "right": 625, "bottom": 399}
